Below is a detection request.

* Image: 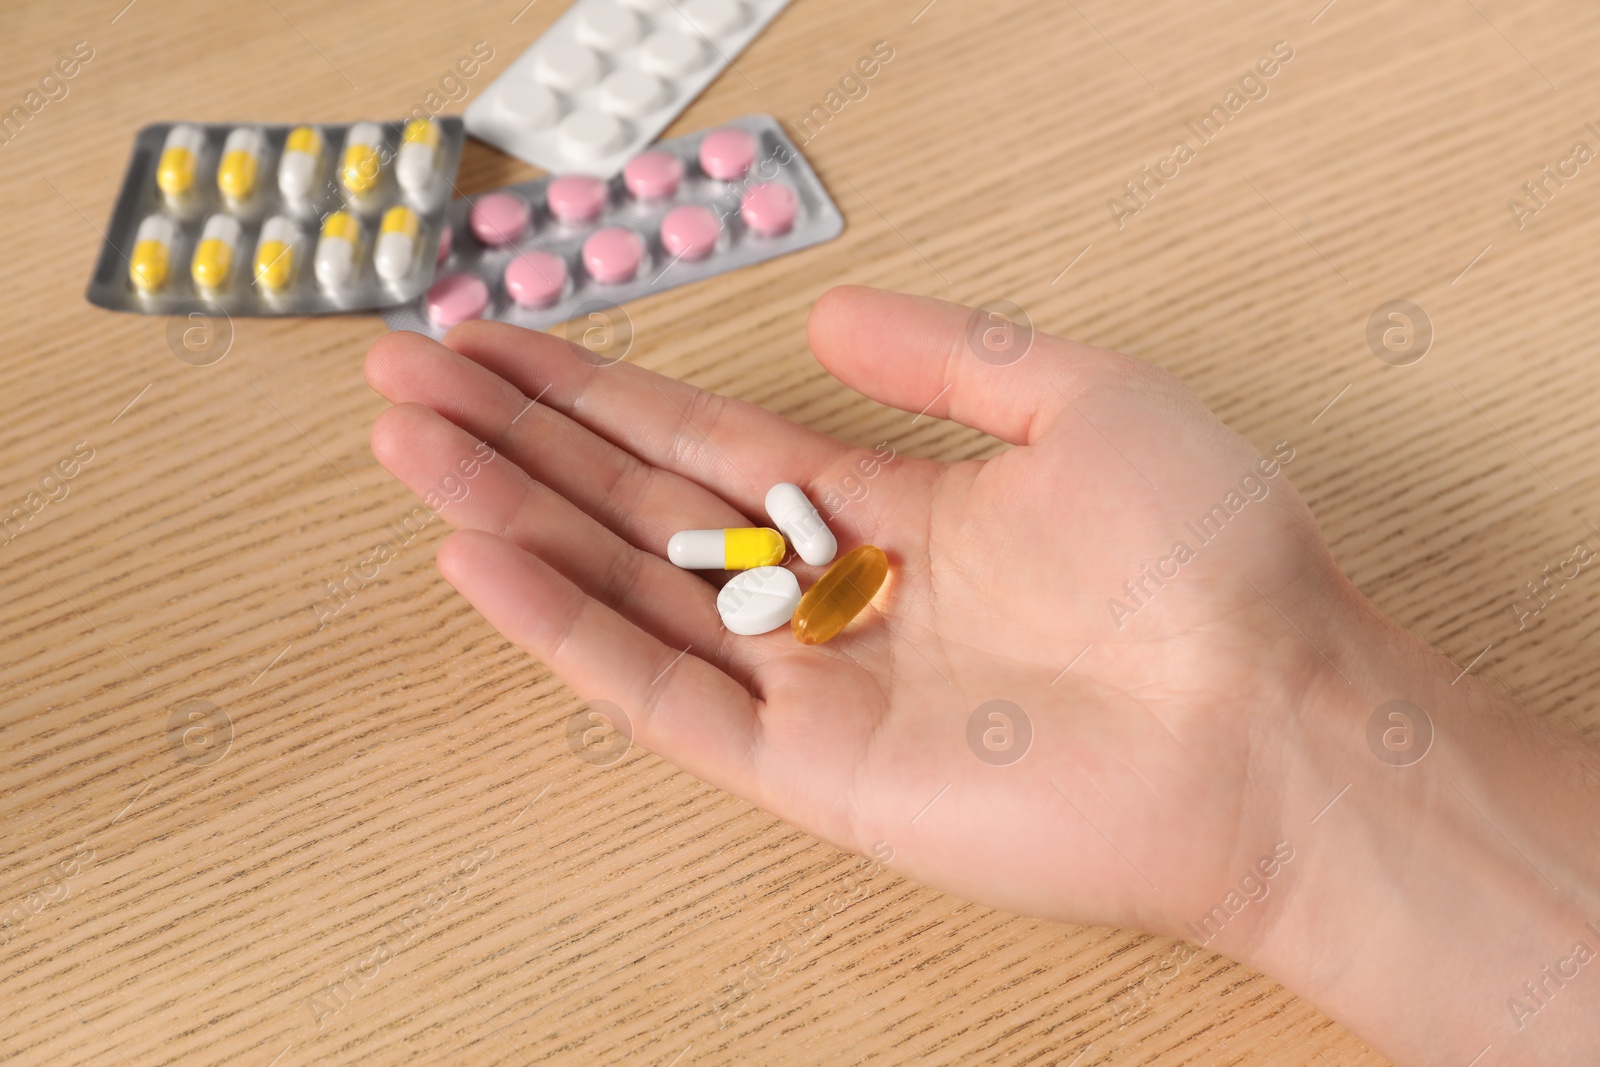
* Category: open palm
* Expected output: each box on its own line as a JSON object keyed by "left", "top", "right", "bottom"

{"left": 366, "top": 286, "right": 1348, "bottom": 946}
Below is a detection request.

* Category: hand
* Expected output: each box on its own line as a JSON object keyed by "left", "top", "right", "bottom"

{"left": 364, "top": 286, "right": 1346, "bottom": 945}
{"left": 368, "top": 287, "right": 1600, "bottom": 1065}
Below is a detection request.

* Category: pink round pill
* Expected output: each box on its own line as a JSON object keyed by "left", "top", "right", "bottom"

{"left": 659, "top": 204, "right": 720, "bottom": 261}
{"left": 547, "top": 175, "right": 607, "bottom": 223}
{"left": 698, "top": 127, "right": 756, "bottom": 181}
{"left": 740, "top": 182, "right": 799, "bottom": 236}
{"left": 504, "top": 250, "right": 568, "bottom": 308}
{"left": 436, "top": 224, "right": 453, "bottom": 264}
{"left": 427, "top": 273, "right": 490, "bottom": 329}
{"left": 623, "top": 150, "right": 683, "bottom": 200}
{"left": 582, "top": 227, "right": 644, "bottom": 284}
{"left": 469, "top": 193, "right": 530, "bottom": 246}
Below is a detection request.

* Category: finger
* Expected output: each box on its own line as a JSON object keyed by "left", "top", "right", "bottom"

{"left": 440, "top": 319, "right": 855, "bottom": 519}
{"left": 437, "top": 529, "right": 760, "bottom": 792}
{"left": 366, "top": 330, "right": 752, "bottom": 551}
{"left": 806, "top": 285, "right": 1120, "bottom": 445}
{"left": 371, "top": 402, "right": 757, "bottom": 682}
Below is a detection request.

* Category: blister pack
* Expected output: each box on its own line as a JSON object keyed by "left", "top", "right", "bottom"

{"left": 382, "top": 114, "right": 842, "bottom": 338}
{"left": 465, "top": 0, "right": 793, "bottom": 176}
{"left": 87, "top": 118, "right": 466, "bottom": 316}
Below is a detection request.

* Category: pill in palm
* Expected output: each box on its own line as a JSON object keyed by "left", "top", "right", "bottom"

{"left": 717, "top": 566, "right": 802, "bottom": 636}
{"left": 765, "top": 482, "right": 836, "bottom": 566}
{"left": 791, "top": 545, "right": 889, "bottom": 646}
{"left": 668, "top": 528, "right": 785, "bottom": 570}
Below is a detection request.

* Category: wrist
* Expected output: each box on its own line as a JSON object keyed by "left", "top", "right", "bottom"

{"left": 1249, "top": 585, "right": 1600, "bottom": 1065}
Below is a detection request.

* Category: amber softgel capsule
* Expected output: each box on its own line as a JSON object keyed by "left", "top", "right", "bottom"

{"left": 791, "top": 545, "right": 889, "bottom": 646}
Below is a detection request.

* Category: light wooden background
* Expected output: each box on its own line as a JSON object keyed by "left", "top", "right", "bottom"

{"left": 3, "top": 0, "right": 1598, "bottom": 1063}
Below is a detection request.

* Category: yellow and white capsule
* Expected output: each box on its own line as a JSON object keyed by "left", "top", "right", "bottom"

{"left": 129, "top": 214, "right": 179, "bottom": 294}
{"left": 339, "top": 122, "right": 385, "bottom": 196}
{"left": 395, "top": 118, "right": 440, "bottom": 199}
{"left": 253, "top": 215, "right": 301, "bottom": 293}
{"left": 278, "top": 125, "right": 324, "bottom": 201}
{"left": 191, "top": 214, "right": 243, "bottom": 291}
{"left": 373, "top": 205, "right": 419, "bottom": 284}
{"left": 217, "top": 126, "right": 267, "bottom": 202}
{"left": 314, "top": 211, "right": 362, "bottom": 289}
{"left": 156, "top": 123, "right": 205, "bottom": 199}
{"left": 667, "top": 528, "right": 787, "bottom": 570}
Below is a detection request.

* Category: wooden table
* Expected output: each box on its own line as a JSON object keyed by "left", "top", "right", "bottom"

{"left": 3, "top": 0, "right": 1595, "bottom": 1062}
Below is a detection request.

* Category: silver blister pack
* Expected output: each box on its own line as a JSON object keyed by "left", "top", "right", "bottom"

{"left": 87, "top": 118, "right": 465, "bottom": 316}
{"left": 383, "top": 114, "right": 843, "bottom": 339}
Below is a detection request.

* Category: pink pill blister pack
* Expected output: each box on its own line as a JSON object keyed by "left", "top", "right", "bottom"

{"left": 464, "top": 0, "right": 794, "bottom": 177}
{"left": 382, "top": 114, "right": 842, "bottom": 338}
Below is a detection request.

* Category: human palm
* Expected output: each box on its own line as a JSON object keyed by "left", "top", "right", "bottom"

{"left": 366, "top": 286, "right": 1347, "bottom": 945}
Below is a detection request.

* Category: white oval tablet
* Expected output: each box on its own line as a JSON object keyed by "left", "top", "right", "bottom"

{"left": 765, "top": 482, "right": 836, "bottom": 566}
{"left": 717, "top": 566, "right": 801, "bottom": 636}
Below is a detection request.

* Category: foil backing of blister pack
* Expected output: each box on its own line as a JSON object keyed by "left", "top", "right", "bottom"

{"left": 87, "top": 118, "right": 465, "bottom": 316}
{"left": 382, "top": 114, "right": 843, "bottom": 339}
{"left": 465, "top": 0, "right": 794, "bottom": 177}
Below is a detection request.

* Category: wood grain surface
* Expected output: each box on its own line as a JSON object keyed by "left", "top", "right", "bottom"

{"left": 3, "top": 0, "right": 1597, "bottom": 1063}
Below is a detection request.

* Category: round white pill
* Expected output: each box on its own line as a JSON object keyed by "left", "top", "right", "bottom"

{"left": 717, "top": 566, "right": 802, "bottom": 636}
{"left": 683, "top": 0, "right": 745, "bottom": 37}
{"left": 640, "top": 29, "right": 704, "bottom": 77}
{"left": 600, "top": 69, "right": 664, "bottom": 118}
{"left": 499, "top": 77, "right": 561, "bottom": 129}
{"left": 577, "top": 0, "right": 641, "bottom": 50}
{"left": 560, "top": 108, "right": 625, "bottom": 159}
{"left": 535, "top": 45, "right": 601, "bottom": 91}
{"left": 765, "top": 482, "right": 836, "bottom": 566}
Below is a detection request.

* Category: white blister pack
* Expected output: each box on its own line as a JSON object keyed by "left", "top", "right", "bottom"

{"left": 381, "top": 114, "right": 842, "bottom": 338}
{"left": 465, "top": 0, "right": 794, "bottom": 176}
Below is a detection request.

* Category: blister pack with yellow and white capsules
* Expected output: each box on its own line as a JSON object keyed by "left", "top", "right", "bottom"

{"left": 86, "top": 118, "right": 465, "bottom": 315}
